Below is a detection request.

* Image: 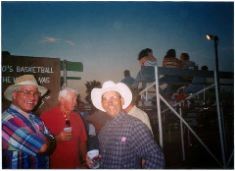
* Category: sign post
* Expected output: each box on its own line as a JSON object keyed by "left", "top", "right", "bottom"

{"left": 61, "top": 60, "right": 83, "bottom": 85}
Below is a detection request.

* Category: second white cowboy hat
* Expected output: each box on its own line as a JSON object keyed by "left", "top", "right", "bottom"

{"left": 91, "top": 80, "right": 132, "bottom": 112}
{"left": 4, "top": 74, "right": 48, "bottom": 101}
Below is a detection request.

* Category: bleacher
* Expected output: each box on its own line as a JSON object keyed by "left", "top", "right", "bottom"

{"left": 135, "top": 65, "right": 234, "bottom": 168}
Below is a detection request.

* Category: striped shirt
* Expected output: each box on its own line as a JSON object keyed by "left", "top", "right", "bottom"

{"left": 2, "top": 105, "right": 50, "bottom": 169}
{"left": 162, "top": 57, "right": 182, "bottom": 68}
{"left": 98, "top": 112, "right": 165, "bottom": 169}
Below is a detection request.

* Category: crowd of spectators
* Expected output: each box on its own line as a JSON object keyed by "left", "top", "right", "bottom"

{"left": 122, "top": 48, "right": 209, "bottom": 105}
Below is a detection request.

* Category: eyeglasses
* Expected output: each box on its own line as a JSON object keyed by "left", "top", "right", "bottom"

{"left": 17, "top": 90, "right": 41, "bottom": 97}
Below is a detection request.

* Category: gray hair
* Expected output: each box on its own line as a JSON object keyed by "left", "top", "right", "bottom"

{"left": 58, "top": 87, "right": 78, "bottom": 100}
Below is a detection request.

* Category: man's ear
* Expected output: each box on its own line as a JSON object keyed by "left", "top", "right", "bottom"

{"left": 12, "top": 91, "right": 17, "bottom": 100}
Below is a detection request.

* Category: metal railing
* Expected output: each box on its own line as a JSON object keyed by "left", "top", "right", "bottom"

{"left": 139, "top": 65, "right": 233, "bottom": 168}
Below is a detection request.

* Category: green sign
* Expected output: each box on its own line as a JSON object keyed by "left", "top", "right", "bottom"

{"left": 61, "top": 60, "right": 83, "bottom": 72}
{"left": 66, "top": 76, "right": 81, "bottom": 80}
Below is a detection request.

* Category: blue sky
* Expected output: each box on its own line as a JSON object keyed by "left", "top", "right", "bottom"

{"left": 2, "top": 1, "right": 234, "bottom": 99}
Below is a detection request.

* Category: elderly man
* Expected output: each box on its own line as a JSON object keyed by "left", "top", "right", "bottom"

{"left": 88, "top": 80, "right": 165, "bottom": 169}
{"left": 40, "top": 88, "right": 87, "bottom": 169}
{"left": 2, "top": 74, "right": 56, "bottom": 169}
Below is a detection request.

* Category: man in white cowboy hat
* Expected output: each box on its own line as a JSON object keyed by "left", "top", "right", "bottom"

{"left": 2, "top": 74, "right": 56, "bottom": 169}
{"left": 87, "top": 80, "right": 165, "bottom": 169}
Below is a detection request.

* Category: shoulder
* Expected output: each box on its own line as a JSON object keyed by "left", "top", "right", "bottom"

{"left": 130, "top": 106, "right": 146, "bottom": 114}
{"left": 2, "top": 110, "right": 26, "bottom": 128}
{"left": 42, "top": 106, "right": 57, "bottom": 113}
{"left": 129, "top": 106, "right": 149, "bottom": 117}
{"left": 71, "top": 112, "right": 84, "bottom": 122}
{"left": 2, "top": 109, "right": 14, "bottom": 122}
{"left": 40, "top": 106, "right": 59, "bottom": 119}
{"left": 121, "top": 114, "right": 152, "bottom": 141}
{"left": 120, "top": 113, "right": 148, "bottom": 130}
{"left": 120, "top": 78, "right": 126, "bottom": 82}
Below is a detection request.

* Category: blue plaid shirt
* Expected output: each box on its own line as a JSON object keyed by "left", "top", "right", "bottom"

{"left": 2, "top": 105, "right": 50, "bottom": 169}
{"left": 98, "top": 112, "right": 165, "bottom": 169}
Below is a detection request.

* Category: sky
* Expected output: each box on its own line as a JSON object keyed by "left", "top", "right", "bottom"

{"left": 1, "top": 1, "right": 234, "bottom": 100}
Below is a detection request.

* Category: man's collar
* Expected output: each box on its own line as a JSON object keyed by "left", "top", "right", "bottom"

{"left": 10, "top": 104, "right": 31, "bottom": 119}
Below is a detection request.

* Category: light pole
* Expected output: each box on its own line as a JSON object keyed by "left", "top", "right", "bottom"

{"left": 206, "top": 34, "right": 226, "bottom": 167}
{"left": 206, "top": 35, "right": 219, "bottom": 86}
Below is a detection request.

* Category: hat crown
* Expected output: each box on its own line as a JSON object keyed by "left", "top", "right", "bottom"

{"left": 102, "top": 81, "right": 116, "bottom": 89}
{"left": 15, "top": 74, "right": 38, "bottom": 85}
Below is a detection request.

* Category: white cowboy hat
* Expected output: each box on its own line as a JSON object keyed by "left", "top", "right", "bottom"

{"left": 4, "top": 74, "right": 48, "bottom": 101}
{"left": 91, "top": 80, "right": 132, "bottom": 112}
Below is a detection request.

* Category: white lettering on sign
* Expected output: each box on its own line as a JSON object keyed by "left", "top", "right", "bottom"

{"left": 2, "top": 65, "right": 14, "bottom": 72}
{"left": 2, "top": 76, "right": 15, "bottom": 84}
{"left": 2, "top": 76, "right": 51, "bottom": 85}
{"left": 16, "top": 66, "right": 54, "bottom": 73}
{"left": 38, "top": 77, "right": 50, "bottom": 84}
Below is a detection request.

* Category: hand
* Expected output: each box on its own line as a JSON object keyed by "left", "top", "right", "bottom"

{"left": 86, "top": 153, "right": 94, "bottom": 168}
{"left": 86, "top": 153, "right": 101, "bottom": 169}
{"left": 56, "top": 130, "right": 72, "bottom": 141}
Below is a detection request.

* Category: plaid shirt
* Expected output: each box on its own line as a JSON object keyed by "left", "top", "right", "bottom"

{"left": 2, "top": 105, "right": 50, "bottom": 169}
{"left": 98, "top": 112, "right": 165, "bottom": 169}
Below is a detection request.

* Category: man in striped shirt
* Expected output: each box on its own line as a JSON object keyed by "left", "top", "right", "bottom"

{"left": 2, "top": 75, "right": 55, "bottom": 169}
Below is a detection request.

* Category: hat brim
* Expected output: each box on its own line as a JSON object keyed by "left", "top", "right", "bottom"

{"left": 4, "top": 84, "right": 48, "bottom": 101}
{"left": 91, "top": 81, "right": 132, "bottom": 112}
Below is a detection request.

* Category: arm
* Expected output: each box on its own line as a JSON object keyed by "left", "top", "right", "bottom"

{"left": 131, "top": 122, "right": 165, "bottom": 168}
{"left": 78, "top": 114, "right": 88, "bottom": 167}
{"left": 79, "top": 141, "right": 88, "bottom": 167}
{"left": 2, "top": 117, "right": 48, "bottom": 156}
{"left": 40, "top": 133, "right": 57, "bottom": 155}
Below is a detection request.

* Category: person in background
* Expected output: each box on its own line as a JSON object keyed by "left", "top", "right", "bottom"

{"left": 40, "top": 88, "right": 87, "bottom": 169}
{"left": 134, "top": 48, "right": 157, "bottom": 89}
{"left": 124, "top": 87, "right": 153, "bottom": 134}
{"left": 86, "top": 122, "right": 99, "bottom": 150}
{"left": 162, "top": 49, "right": 182, "bottom": 68}
{"left": 121, "top": 69, "right": 135, "bottom": 88}
{"left": 138, "top": 48, "right": 157, "bottom": 66}
{"left": 85, "top": 110, "right": 111, "bottom": 135}
{"left": 185, "top": 65, "right": 209, "bottom": 94}
{"left": 87, "top": 81, "right": 165, "bottom": 169}
{"left": 2, "top": 74, "right": 56, "bottom": 169}
{"left": 178, "top": 52, "right": 198, "bottom": 86}
{"left": 161, "top": 49, "right": 183, "bottom": 100}
{"left": 179, "top": 52, "right": 197, "bottom": 70}
{"left": 85, "top": 110, "right": 112, "bottom": 151}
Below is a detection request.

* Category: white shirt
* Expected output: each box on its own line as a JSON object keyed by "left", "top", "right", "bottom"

{"left": 128, "top": 105, "right": 153, "bottom": 134}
